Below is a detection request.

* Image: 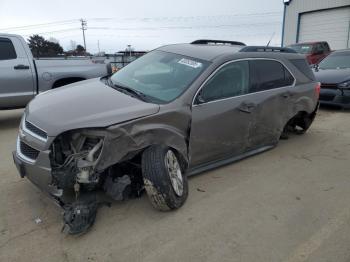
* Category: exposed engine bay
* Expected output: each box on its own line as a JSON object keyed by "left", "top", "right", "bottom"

{"left": 49, "top": 130, "right": 144, "bottom": 234}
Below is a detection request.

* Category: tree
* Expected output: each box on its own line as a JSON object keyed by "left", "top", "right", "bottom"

{"left": 27, "top": 34, "right": 64, "bottom": 57}
{"left": 65, "top": 44, "right": 88, "bottom": 56}
{"left": 75, "top": 44, "right": 85, "bottom": 55}
{"left": 28, "top": 35, "right": 46, "bottom": 57}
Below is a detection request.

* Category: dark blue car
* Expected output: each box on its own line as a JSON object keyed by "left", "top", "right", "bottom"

{"left": 314, "top": 50, "right": 350, "bottom": 109}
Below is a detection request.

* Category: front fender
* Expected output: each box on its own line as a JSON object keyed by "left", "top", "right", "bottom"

{"left": 96, "top": 122, "right": 189, "bottom": 171}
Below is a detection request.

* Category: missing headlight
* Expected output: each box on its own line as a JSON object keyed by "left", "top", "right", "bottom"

{"left": 50, "top": 131, "right": 105, "bottom": 191}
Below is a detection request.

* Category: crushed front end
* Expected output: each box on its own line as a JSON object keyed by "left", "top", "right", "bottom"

{"left": 13, "top": 116, "right": 143, "bottom": 234}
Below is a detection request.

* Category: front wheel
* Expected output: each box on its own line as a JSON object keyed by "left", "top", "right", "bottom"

{"left": 142, "top": 145, "right": 188, "bottom": 211}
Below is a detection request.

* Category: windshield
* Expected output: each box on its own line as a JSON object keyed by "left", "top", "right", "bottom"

{"left": 288, "top": 44, "right": 313, "bottom": 54}
{"left": 319, "top": 52, "right": 350, "bottom": 70}
{"left": 110, "top": 50, "right": 209, "bottom": 103}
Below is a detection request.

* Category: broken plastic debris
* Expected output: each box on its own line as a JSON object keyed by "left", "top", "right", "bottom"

{"left": 34, "top": 217, "right": 42, "bottom": 224}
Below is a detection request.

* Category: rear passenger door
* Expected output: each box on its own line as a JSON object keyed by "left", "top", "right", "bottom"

{"left": 246, "top": 59, "right": 295, "bottom": 149}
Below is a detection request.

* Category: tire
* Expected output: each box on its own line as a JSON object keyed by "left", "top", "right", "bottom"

{"left": 142, "top": 145, "right": 188, "bottom": 211}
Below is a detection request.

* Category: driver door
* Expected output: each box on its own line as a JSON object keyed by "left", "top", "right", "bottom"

{"left": 0, "top": 36, "right": 35, "bottom": 108}
{"left": 189, "top": 60, "right": 254, "bottom": 167}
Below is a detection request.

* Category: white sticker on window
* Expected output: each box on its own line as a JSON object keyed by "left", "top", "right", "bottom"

{"left": 178, "top": 58, "right": 202, "bottom": 68}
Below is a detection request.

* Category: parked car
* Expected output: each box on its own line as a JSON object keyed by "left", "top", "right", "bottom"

{"left": 13, "top": 40, "right": 319, "bottom": 234}
{"left": 313, "top": 49, "right": 350, "bottom": 109}
{"left": 0, "top": 34, "right": 112, "bottom": 109}
{"left": 287, "top": 41, "right": 331, "bottom": 65}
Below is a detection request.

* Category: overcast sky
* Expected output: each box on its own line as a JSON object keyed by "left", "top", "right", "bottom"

{"left": 0, "top": 0, "right": 284, "bottom": 53}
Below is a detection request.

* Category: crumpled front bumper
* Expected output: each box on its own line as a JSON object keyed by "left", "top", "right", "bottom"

{"left": 13, "top": 134, "right": 63, "bottom": 198}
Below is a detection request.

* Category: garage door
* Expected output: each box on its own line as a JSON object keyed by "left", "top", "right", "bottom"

{"left": 298, "top": 7, "right": 350, "bottom": 50}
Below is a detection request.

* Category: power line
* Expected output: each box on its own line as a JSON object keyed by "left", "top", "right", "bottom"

{"left": 87, "top": 11, "right": 283, "bottom": 23}
{"left": 87, "top": 21, "right": 281, "bottom": 31}
{"left": 0, "top": 11, "right": 282, "bottom": 32}
{"left": 0, "top": 19, "right": 79, "bottom": 31}
{"left": 21, "top": 28, "right": 80, "bottom": 36}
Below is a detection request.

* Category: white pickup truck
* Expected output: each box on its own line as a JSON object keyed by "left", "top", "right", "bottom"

{"left": 0, "top": 34, "right": 112, "bottom": 109}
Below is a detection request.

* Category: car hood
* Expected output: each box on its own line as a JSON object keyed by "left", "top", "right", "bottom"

{"left": 26, "top": 78, "right": 160, "bottom": 137}
{"left": 314, "top": 68, "right": 350, "bottom": 84}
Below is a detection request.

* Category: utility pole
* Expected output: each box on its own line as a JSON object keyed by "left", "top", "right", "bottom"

{"left": 80, "top": 19, "right": 87, "bottom": 55}
{"left": 127, "top": 44, "right": 132, "bottom": 57}
{"left": 97, "top": 40, "right": 100, "bottom": 53}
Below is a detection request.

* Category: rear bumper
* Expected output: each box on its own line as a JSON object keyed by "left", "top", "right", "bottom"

{"left": 319, "top": 89, "right": 350, "bottom": 109}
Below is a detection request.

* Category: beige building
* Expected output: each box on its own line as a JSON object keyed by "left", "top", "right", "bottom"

{"left": 282, "top": 0, "right": 350, "bottom": 49}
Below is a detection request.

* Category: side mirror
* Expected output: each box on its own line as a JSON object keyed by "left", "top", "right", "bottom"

{"left": 195, "top": 92, "right": 206, "bottom": 104}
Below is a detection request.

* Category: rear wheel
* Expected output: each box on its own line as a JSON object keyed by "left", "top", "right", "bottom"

{"left": 142, "top": 145, "right": 188, "bottom": 211}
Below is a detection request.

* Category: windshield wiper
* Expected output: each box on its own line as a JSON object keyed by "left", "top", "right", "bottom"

{"left": 113, "top": 84, "right": 148, "bottom": 102}
{"left": 105, "top": 77, "right": 148, "bottom": 102}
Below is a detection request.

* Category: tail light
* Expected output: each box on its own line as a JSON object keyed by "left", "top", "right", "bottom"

{"left": 315, "top": 82, "right": 321, "bottom": 99}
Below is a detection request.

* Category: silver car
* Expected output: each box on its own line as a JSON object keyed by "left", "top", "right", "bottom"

{"left": 13, "top": 40, "right": 320, "bottom": 234}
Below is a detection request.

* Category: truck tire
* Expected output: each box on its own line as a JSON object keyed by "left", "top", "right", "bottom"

{"left": 142, "top": 145, "right": 188, "bottom": 211}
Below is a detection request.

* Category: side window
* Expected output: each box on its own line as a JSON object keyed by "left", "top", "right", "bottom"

{"left": 0, "top": 38, "right": 17, "bottom": 60}
{"left": 284, "top": 68, "right": 295, "bottom": 86}
{"left": 198, "top": 61, "right": 249, "bottom": 103}
{"left": 322, "top": 42, "right": 330, "bottom": 52}
{"left": 314, "top": 43, "right": 323, "bottom": 54}
{"left": 249, "top": 60, "right": 294, "bottom": 92}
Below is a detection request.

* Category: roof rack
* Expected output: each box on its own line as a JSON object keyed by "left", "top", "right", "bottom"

{"left": 191, "top": 39, "right": 246, "bottom": 46}
{"left": 239, "top": 46, "right": 297, "bottom": 53}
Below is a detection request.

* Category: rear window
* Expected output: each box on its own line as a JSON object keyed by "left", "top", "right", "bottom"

{"left": 290, "top": 59, "right": 315, "bottom": 80}
{"left": 288, "top": 44, "right": 313, "bottom": 54}
{"left": 0, "top": 38, "right": 17, "bottom": 60}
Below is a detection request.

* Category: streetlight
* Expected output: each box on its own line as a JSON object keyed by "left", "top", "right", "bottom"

{"left": 281, "top": 0, "right": 292, "bottom": 46}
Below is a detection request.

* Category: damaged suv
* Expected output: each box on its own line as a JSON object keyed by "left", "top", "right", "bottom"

{"left": 13, "top": 40, "right": 319, "bottom": 234}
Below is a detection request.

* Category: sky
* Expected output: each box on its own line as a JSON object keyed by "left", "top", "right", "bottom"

{"left": 0, "top": 0, "right": 284, "bottom": 54}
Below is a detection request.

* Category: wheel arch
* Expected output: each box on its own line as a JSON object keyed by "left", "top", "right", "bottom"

{"left": 52, "top": 77, "right": 86, "bottom": 89}
{"left": 96, "top": 124, "right": 189, "bottom": 172}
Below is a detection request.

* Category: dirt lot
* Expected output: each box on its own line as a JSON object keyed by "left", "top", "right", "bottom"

{"left": 0, "top": 108, "right": 350, "bottom": 262}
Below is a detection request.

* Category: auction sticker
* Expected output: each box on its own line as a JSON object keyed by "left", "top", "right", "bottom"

{"left": 178, "top": 58, "right": 202, "bottom": 68}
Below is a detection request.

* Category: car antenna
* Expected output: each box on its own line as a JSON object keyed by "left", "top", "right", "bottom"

{"left": 266, "top": 32, "right": 275, "bottom": 47}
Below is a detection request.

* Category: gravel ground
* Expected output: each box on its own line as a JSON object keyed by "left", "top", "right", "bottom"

{"left": 0, "top": 107, "right": 350, "bottom": 262}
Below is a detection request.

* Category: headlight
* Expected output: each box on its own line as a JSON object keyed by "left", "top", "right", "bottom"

{"left": 338, "top": 80, "right": 350, "bottom": 89}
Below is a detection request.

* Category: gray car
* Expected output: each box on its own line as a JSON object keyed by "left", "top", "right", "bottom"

{"left": 13, "top": 40, "right": 319, "bottom": 234}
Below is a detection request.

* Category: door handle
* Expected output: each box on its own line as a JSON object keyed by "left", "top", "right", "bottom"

{"left": 238, "top": 102, "right": 256, "bottom": 113}
{"left": 14, "top": 64, "right": 30, "bottom": 70}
